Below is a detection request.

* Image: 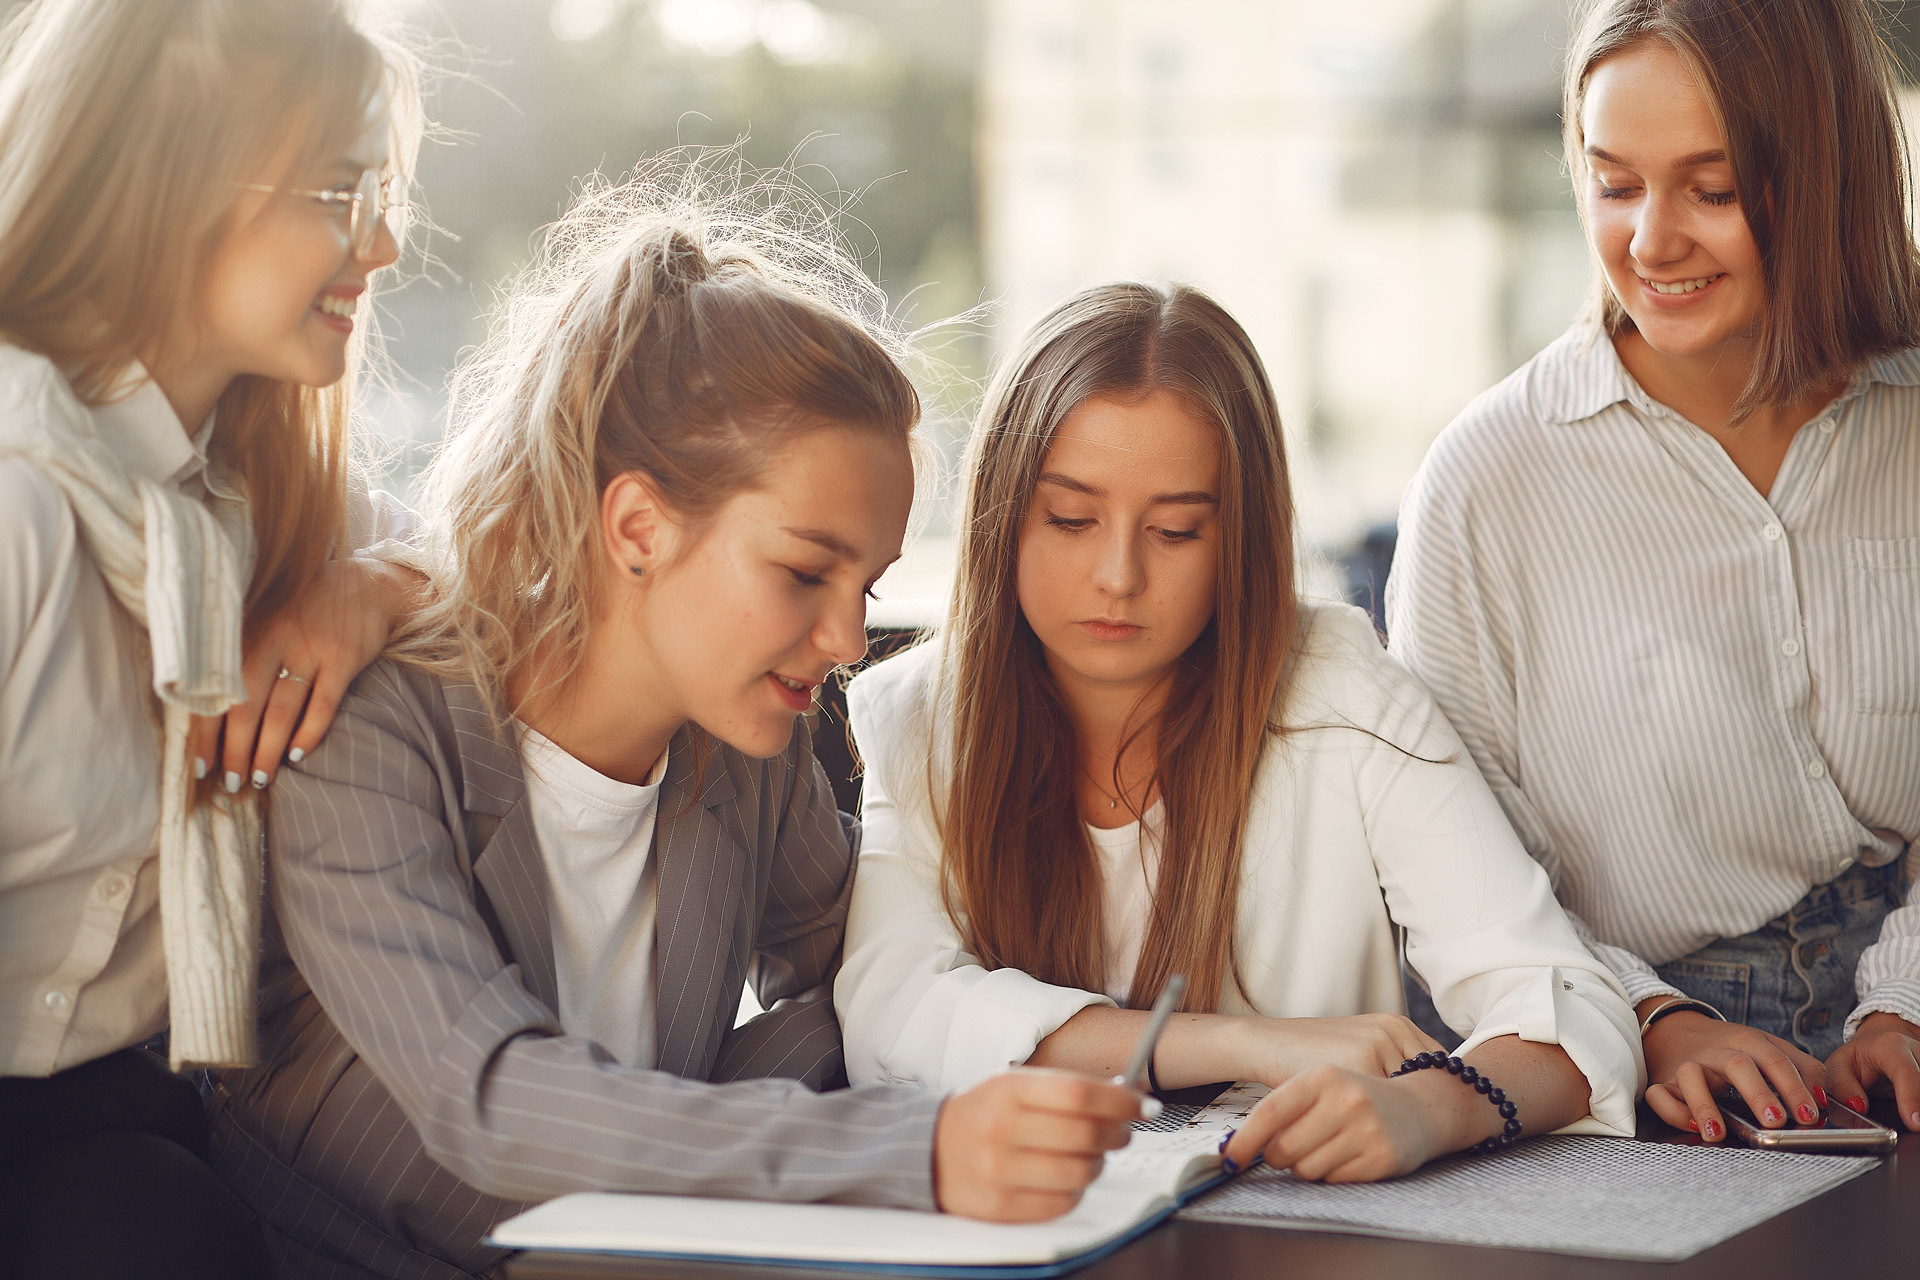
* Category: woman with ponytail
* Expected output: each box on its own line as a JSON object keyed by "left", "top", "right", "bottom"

{"left": 211, "top": 175, "right": 1143, "bottom": 1279}
{"left": 0, "top": 2, "right": 424, "bottom": 1275}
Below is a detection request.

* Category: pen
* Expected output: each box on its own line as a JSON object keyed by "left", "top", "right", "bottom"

{"left": 1114, "top": 974, "right": 1186, "bottom": 1120}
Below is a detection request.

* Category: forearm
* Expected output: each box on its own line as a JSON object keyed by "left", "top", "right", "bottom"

{"left": 1436, "top": 1034, "right": 1589, "bottom": 1146}
{"left": 1029, "top": 1006, "right": 1254, "bottom": 1089}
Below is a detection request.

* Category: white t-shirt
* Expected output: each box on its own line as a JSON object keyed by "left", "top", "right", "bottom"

{"left": 1084, "top": 805, "right": 1163, "bottom": 1005}
{"left": 518, "top": 725, "right": 667, "bottom": 1069}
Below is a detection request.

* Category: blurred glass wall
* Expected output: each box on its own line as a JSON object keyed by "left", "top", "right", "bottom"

{"left": 24, "top": 0, "right": 1902, "bottom": 624}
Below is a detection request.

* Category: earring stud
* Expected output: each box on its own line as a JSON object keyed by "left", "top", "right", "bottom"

{"left": 629, "top": 565, "right": 645, "bottom": 577}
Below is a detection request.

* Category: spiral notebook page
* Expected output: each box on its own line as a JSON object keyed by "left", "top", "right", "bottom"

{"left": 1180, "top": 1134, "right": 1879, "bottom": 1262}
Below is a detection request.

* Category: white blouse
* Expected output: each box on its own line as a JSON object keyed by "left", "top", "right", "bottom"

{"left": 0, "top": 354, "right": 417, "bottom": 1076}
{"left": 835, "top": 602, "right": 1645, "bottom": 1136}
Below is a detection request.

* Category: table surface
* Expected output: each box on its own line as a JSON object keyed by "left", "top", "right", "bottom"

{"left": 502, "top": 1099, "right": 1915, "bottom": 1280}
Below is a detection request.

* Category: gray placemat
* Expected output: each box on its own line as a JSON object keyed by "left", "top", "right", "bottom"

{"left": 1179, "top": 1135, "right": 1880, "bottom": 1261}
{"left": 1132, "top": 1103, "right": 1208, "bottom": 1134}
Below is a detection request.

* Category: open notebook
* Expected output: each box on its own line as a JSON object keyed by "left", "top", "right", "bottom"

{"left": 487, "top": 1085, "right": 1268, "bottom": 1278}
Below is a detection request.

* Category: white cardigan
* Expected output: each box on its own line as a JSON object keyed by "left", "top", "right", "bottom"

{"left": 835, "top": 602, "right": 1646, "bottom": 1136}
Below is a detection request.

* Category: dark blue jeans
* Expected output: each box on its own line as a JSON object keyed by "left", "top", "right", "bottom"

{"left": 1652, "top": 859, "right": 1909, "bottom": 1060}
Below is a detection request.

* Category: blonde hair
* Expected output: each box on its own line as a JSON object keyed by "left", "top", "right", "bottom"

{"left": 937, "top": 283, "right": 1299, "bottom": 1013}
{"left": 406, "top": 160, "right": 921, "bottom": 718}
{"left": 0, "top": 0, "right": 423, "bottom": 621}
{"left": 1565, "top": 0, "right": 1920, "bottom": 420}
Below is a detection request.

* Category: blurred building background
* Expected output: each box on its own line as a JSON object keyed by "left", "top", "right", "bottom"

{"left": 364, "top": 0, "right": 1920, "bottom": 626}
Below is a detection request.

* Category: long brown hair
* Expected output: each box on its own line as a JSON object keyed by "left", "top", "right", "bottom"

{"left": 405, "top": 164, "right": 920, "bottom": 720}
{"left": 1565, "top": 0, "right": 1920, "bottom": 420}
{"left": 0, "top": 0, "right": 423, "bottom": 622}
{"left": 938, "top": 283, "right": 1298, "bottom": 1013}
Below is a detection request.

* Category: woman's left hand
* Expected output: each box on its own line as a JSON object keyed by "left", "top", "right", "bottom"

{"left": 1220, "top": 1065, "right": 1454, "bottom": 1183}
{"left": 190, "top": 557, "right": 423, "bottom": 792}
{"left": 1824, "top": 1013, "right": 1920, "bottom": 1131}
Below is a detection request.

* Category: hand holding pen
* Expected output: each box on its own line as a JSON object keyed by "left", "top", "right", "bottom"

{"left": 932, "top": 976, "right": 1186, "bottom": 1222}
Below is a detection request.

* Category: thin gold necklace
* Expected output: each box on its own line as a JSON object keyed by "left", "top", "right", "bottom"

{"left": 1081, "top": 765, "right": 1124, "bottom": 810}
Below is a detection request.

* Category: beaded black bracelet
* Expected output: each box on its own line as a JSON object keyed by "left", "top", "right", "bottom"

{"left": 1390, "top": 1052, "right": 1524, "bottom": 1155}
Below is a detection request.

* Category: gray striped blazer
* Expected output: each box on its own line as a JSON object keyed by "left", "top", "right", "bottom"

{"left": 209, "top": 660, "right": 941, "bottom": 1280}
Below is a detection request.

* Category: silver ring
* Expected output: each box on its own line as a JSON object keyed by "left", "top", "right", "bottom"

{"left": 277, "top": 667, "right": 311, "bottom": 686}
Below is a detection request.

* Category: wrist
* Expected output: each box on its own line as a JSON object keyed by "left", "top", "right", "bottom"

{"left": 1227, "top": 1015, "right": 1290, "bottom": 1087}
{"left": 357, "top": 555, "right": 425, "bottom": 627}
{"left": 1160, "top": 1013, "right": 1247, "bottom": 1089}
{"left": 1855, "top": 1011, "right": 1920, "bottom": 1041}
{"left": 1395, "top": 1066, "right": 1489, "bottom": 1150}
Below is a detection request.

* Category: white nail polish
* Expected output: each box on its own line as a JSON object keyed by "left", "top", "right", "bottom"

{"left": 193, "top": 757, "right": 208, "bottom": 781}
{"left": 1140, "top": 1097, "right": 1163, "bottom": 1122}
{"left": 288, "top": 747, "right": 305, "bottom": 764}
{"left": 251, "top": 770, "right": 270, "bottom": 790}
{"left": 224, "top": 771, "right": 242, "bottom": 794}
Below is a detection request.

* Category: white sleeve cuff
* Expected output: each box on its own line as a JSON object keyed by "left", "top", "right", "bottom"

{"left": 1843, "top": 979, "right": 1920, "bottom": 1041}
{"left": 1454, "top": 966, "right": 1646, "bottom": 1138}
{"left": 883, "top": 966, "right": 1114, "bottom": 1093}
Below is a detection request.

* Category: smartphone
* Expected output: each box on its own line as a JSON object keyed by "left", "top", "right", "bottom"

{"left": 1718, "top": 1094, "right": 1898, "bottom": 1153}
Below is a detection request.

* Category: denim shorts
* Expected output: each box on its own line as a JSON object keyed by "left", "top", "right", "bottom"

{"left": 1652, "top": 859, "right": 1909, "bottom": 1060}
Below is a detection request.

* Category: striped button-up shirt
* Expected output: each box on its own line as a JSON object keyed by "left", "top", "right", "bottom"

{"left": 1387, "top": 324, "right": 1920, "bottom": 1039}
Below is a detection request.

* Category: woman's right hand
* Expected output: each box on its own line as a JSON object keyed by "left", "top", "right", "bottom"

{"left": 1640, "top": 1006, "right": 1827, "bottom": 1141}
{"left": 933, "top": 1070, "right": 1143, "bottom": 1221}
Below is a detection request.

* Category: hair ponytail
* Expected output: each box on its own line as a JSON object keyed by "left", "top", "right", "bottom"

{"left": 402, "top": 157, "right": 920, "bottom": 720}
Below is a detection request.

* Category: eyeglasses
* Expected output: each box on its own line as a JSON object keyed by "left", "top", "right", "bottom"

{"left": 234, "top": 168, "right": 410, "bottom": 258}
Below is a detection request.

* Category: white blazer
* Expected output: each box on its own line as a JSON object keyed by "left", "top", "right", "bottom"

{"left": 835, "top": 602, "right": 1646, "bottom": 1136}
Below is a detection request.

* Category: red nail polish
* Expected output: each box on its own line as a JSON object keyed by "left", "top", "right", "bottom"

{"left": 1798, "top": 1104, "right": 1817, "bottom": 1123}
{"left": 1686, "top": 1119, "right": 1699, "bottom": 1132}
{"left": 1703, "top": 1120, "right": 1720, "bottom": 1139}
{"left": 1764, "top": 1106, "right": 1781, "bottom": 1124}
{"left": 1813, "top": 1086, "right": 1829, "bottom": 1107}
{"left": 1848, "top": 1096, "right": 1869, "bottom": 1114}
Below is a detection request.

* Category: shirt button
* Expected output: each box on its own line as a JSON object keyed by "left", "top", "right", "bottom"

{"left": 1762, "top": 523, "right": 1784, "bottom": 541}
{"left": 101, "top": 877, "right": 127, "bottom": 899}
{"left": 1781, "top": 638, "right": 1801, "bottom": 657}
{"left": 1819, "top": 419, "right": 1836, "bottom": 434}
{"left": 43, "top": 990, "right": 68, "bottom": 1011}
{"left": 1807, "top": 760, "right": 1827, "bottom": 780}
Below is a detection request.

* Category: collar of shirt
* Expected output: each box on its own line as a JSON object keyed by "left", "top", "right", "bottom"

{"left": 88, "top": 362, "right": 239, "bottom": 501}
{"left": 1538, "top": 323, "right": 1920, "bottom": 427}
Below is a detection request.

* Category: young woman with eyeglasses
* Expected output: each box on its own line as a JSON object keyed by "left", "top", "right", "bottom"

{"left": 1390, "top": 0, "right": 1920, "bottom": 1146}
{"left": 0, "top": 1, "right": 426, "bottom": 1274}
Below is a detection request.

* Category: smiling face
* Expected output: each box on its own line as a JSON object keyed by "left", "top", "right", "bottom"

{"left": 1579, "top": 41, "right": 1765, "bottom": 360}
{"left": 193, "top": 93, "right": 399, "bottom": 391}
{"left": 631, "top": 425, "right": 913, "bottom": 758}
{"left": 1015, "top": 389, "right": 1222, "bottom": 703}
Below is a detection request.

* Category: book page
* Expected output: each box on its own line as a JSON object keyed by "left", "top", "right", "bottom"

{"left": 489, "top": 1084, "right": 1276, "bottom": 1267}
{"left": 490, "top": 1183, "right": 1167, "bottom": 1267}
{"left": 1096, "top": 1083, "right": 1271, "bottom": 1197}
